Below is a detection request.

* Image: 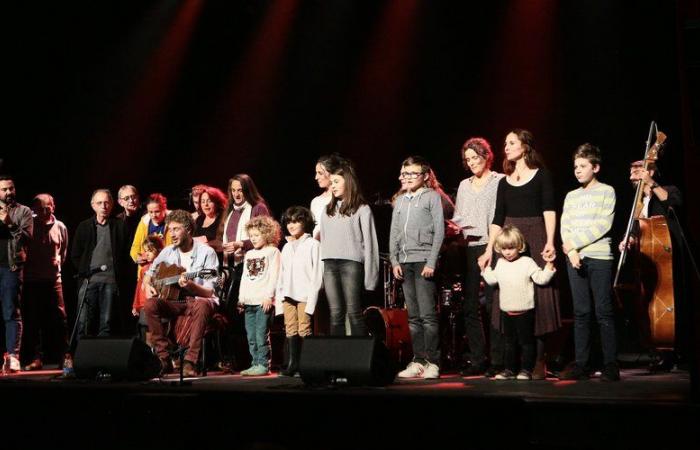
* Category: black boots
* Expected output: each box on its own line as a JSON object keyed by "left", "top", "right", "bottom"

{"left": 281, "top": 335, "right": 302, "bottom": 377}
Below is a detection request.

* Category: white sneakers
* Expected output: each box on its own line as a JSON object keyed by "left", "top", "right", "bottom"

{"left": 398, "top": 361, "right": 425, "bottom": 378}
{"left": 398, "top": 361, "right": 440, "bottom": 379}
{"left": 422, "top": 362, "right": 440, "bottom": 379}
{"left": 2, "top": 353, "right": 20, "bottom": 373}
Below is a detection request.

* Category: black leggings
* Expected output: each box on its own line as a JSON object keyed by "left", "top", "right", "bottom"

{"left": 502, "top": 309, "right": 535, "bottom": 372}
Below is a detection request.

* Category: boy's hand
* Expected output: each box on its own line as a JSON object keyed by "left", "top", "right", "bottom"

{"left": 262, "top": 299, "right": 273, "bottom": 313}
{"left": 421, "top": 266, "right": 434, "bottom": 278}
{"left": 567, "top": 250, "right": 582, "bottom": 269}
{"left": 392, "top": 265, "right": 403, "bottom": 280}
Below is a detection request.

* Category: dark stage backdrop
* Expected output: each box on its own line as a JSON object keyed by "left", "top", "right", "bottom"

{"left": 3, "top": 1, "right": 697, "bottom": 332}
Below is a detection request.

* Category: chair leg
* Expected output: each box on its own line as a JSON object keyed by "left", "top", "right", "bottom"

{"left": 201, "top": 335, "right": 207, "bottom": 377}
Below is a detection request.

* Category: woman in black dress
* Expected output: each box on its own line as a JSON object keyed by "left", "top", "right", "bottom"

{"left": 480, "top": 129, "right": 561, "bottom": 379}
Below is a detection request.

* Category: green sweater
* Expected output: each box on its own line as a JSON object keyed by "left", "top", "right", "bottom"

{"left": 560, "top": 182, "right": 616, "bottom": 260}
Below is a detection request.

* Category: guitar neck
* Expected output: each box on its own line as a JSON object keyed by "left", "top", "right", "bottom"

{"left": 156, "top": 270, "right": 205, "bottom": 287}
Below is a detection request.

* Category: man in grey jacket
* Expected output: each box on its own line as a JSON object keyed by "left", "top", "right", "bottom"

{"left": 0, "top": 175, "right": 33, "bottom": 372}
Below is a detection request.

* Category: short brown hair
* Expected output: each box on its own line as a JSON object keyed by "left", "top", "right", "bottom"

{"left": 166, "top": 209, "right": 195, "bottom": 234}
{"left": 142, "top": 235, "right": 164, "bottom": 253}
{"left": 461, "top": 137, "right": 494, "bottom": 171}
{"left": 573, "top": 143, "right": 602, "bottom": 166}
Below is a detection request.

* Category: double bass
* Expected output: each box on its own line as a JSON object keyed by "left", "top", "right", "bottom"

{"left": 614, "top": 129, "right": 675, "bottom": 350}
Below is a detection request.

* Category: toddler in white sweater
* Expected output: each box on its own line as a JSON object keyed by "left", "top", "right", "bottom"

{"left": 482, "top": 225, "right": 555, "bottom": 380}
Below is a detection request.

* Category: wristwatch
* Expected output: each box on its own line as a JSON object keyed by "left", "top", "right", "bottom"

{"left": 650, "top": 182, "right": 659, "bottom": 189}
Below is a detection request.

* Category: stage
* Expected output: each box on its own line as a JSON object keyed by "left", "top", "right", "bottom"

{"left": 2, "top": 365, "right": 696, "bottom": 450}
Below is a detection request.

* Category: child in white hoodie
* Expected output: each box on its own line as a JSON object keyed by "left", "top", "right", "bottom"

{"left": 276, "top": 206, "right": 323, "bottom": 377}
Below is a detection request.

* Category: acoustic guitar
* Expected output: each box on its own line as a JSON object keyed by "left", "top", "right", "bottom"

{"left": 151, "top": 262, "right": 217, "bottom": 301}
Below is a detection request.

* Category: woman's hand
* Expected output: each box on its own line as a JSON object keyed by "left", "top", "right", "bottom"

{"left": 541, "top": 242, "right": 556, "bottom": 261}
{"left": 477, "top": 250, "right": 492, "bottom": 271}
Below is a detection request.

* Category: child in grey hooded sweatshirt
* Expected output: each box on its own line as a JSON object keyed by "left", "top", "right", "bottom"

{"left": 389, "top": 156, "right": 445, "bottom": 379}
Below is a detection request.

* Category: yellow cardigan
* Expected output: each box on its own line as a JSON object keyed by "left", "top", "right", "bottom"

{"left": 130, "top": 213, "right": 172, "bottom": 278}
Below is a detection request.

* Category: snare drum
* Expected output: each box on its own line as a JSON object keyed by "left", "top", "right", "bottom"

{"left": 364, "top": 306, "right": 412, "bottom": 365}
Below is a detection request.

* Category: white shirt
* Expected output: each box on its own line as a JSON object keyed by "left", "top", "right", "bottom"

{"left": 275, "top": 234, "right": 324, "bottom": 316}
{"left": 238, "top": 246, "right": 281, "bottom": 305}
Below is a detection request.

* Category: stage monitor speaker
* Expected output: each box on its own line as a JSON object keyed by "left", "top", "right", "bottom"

{"left": 74, "top": 337, "right": 161, "bottom": 381}
{"left": 299, "top": 336, "right": 396, "bottom": 386}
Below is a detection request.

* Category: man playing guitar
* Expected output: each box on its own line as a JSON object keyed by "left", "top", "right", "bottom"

{"left": 142, "top": 209, "right": 219, "bottom": 377}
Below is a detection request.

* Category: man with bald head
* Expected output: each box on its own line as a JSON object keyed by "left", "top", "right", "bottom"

{"left": 70, "top": 189, "right": 127, "bottom": 339}
{"left": 22, "top": 193, "right": 69, "bottom": 370}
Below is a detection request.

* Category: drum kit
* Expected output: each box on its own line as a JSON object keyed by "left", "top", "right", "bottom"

{"left": 364, "top": 254, "right": 466, "bottom": 369}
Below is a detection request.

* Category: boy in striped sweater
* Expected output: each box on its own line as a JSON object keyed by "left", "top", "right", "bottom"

{"left": 560, "top": 143, "right": 619, "bottom": 381}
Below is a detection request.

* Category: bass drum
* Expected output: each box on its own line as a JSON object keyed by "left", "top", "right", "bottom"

{"left": 364, "top": 306, "right": 412, "bottom": 367}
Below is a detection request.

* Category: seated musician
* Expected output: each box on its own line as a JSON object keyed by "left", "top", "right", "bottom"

{"left": 619, "top": 160, "right": 685, "bottom": 371}
{"left": 142, "top": 209, "right": 219, "bottom": 377}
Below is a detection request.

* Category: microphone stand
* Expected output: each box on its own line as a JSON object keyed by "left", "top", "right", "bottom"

{"left": 64, "top": 266, "right": 107, "bottom": 376}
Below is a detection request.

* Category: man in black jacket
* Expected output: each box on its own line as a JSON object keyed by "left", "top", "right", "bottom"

{"left": 0, "top": 175, "right": 33, "bottom": 372}
{"left": 619, "top": 161, "right": 685, "bottom": 371}
{"left": 70, "top": 189, "right": 127, "bottom": 338}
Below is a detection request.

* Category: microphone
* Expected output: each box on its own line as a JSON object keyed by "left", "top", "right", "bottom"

{"left": 76, "top": 265, "right": 108, "bottom": 279}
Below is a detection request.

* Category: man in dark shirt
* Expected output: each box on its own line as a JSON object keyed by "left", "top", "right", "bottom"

{"left": 0, "top": 175, "right": 33, "bottom": 372}
{"left": 619, "top": 161, "right": 685, "bottom": 371}
{"left": 22, "top": 194, "right": 69, "bottom": 370}
{"left": 116, "top": 185, "right": 141, "bottom": 241}
{"left": 115, "top": 184, "right": 141, "bottom": 336}
{"left": 70, "top": 189, "right": 127, "bottom": 339}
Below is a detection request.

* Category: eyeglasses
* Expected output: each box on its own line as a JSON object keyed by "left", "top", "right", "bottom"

{"left": 120, "top": 195, "right": 138, "bottom": 201}
{"left": 399, "top": 171, "right": 424, "bottom": 179}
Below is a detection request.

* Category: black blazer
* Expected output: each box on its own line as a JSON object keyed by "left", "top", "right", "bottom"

{"left": 70, "top": 216, "right": 128, "bottom": 283}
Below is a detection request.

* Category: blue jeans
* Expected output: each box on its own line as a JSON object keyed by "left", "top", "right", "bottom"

{"left": 566, "top": 258, "right": 617, "bottom": 366}
{"left": 78, "top": 281, "right": 116, "bottom": 337}
{"left": 401, "top": 262, "right": 440, "bottom": 364}
{"left": 0, "top": 267, "right": 23, "bottom": 355}
{"left": 244, "top": 305, "right": 271, "bottom": 369}
{"left": 323, "top": 259, "right": 367, "bottom": 336}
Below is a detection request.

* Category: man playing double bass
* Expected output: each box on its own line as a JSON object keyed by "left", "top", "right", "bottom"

{"left": 619, "top": 160, "right": 686, "bottom": 371}
{"left": 142, "top": 209, "right": 219, "bottom": 377}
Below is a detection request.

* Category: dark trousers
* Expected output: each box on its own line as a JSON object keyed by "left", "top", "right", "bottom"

{"left": 77, "top": 281, "right": 116, "bottom": 337}
{"left": 502, "top": 309, "right": 535, "bottom": 372}
{"left": 323, "top": 259, "right": 367, "bottom": 336}
{"left": 566, "top": 257, "right": 617, "bottom": 367}
{"left": 221, "top": 264, "right": 244, "bottom": 365}
{"left": 463, "top": 245, "right": 487, "bottom": 365}
{"left": 21, "top": 279, "right": 68, "bottom": 361}
{"left": 0, "top": 266, "right": 22, "bottom": 355}
{"left": 401, "top": 262, "right": 440, "bottom": 364}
